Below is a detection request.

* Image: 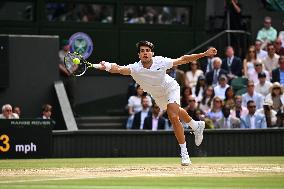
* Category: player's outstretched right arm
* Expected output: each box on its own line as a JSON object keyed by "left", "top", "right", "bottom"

{"left": 98, "top": 61, "right": 131, "bottom": 76}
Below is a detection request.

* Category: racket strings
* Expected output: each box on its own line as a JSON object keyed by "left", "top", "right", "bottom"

{"left": 64, "top": 52, "right": 87, "bottom": 76}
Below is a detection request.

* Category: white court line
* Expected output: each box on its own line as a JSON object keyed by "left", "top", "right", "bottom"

{"left": 0, "top": 176, "right": 96, "bottom": 184}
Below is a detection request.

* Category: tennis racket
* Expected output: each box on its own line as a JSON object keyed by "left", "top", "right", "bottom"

{"left": 63, "top": 52, "right": 102, "bottom": 76}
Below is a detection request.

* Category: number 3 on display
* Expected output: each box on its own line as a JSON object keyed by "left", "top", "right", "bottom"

{"left": 0, "top": 134, "right": 10, "bottom": 152}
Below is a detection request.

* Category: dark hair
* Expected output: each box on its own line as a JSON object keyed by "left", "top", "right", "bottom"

{"left": 195, "top": 75, "right": 206, "bottom": 96}
{"left": 201, "top": 86, "right": 215, "bottom": 107}
{"left": 224, "top": 86, "right": 234, "bottom": 101}
{"left": 136, "top": 41, "right": 154, "bottom": 53}
{"left": 247, "top": 100, "right": 255, "bottom": 107}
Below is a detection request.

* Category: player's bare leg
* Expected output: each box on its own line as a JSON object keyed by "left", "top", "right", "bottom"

{"left": 167, "top": 103, "right": 191, "bottom": 166}
{"left": 179, "top": 107, "right": 205, "bottom": 146}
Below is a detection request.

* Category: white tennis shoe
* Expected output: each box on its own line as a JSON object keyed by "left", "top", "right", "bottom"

{"left": 193, "top": 121, "right": 205, "bottom": 146}
{"left": 181, "top": 151, "right": 191, "bottom": 166}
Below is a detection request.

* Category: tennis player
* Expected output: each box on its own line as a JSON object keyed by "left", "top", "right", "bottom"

{"left": 99, "top": 41, "right": 217, "bottom": 165}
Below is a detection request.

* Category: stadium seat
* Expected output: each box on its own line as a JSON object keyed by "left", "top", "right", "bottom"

{"left": 235, "top": 88, "right": 247, "bottom": 96}
{"left": 230, "top": 77, "right": 248, "bottom": 93}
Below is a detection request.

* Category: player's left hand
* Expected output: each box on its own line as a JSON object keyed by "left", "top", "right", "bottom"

{"left": 205, "top": 48, "right": 217, "bottom": 57}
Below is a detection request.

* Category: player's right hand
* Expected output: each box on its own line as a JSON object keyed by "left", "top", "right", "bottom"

{"left": 205, "top": 48, "right": 217, "bottom": 57}
{"left": 99, "top": 61, "right": 107, "bottom": 70}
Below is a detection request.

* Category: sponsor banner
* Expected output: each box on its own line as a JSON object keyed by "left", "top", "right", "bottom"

{"left": 0, "top": 119, "right": 53, "bottom": 158}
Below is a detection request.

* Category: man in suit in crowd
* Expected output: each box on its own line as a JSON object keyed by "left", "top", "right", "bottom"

{"left": 132, "top": 96, "right": 152, "bottom": 129}
{"left": 216, "top": 104, "right": 240, "bottom": 129}
{"left": 271, "top": 56, "right": 284, "bottom": 85}
{"left": 222, "top": 46, "right": 243, "bottom": 79}
{"left": 242, "top": 80, "right": 264, "bottom": 109}
{"left": 206, "top": 57, "right": 228, "bottom": 86}
{"left": 240, "top": 100, "right": 267, "bottom": 129}
{"left": 143, "top": 103, "right": 166, "bottom": 130}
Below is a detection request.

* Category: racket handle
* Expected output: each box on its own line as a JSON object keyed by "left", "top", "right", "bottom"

{"left": 92, "top": 64, "right": 102, "bottom": 69}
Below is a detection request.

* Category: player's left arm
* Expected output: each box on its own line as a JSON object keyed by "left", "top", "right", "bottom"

{"left": 172, "top": 48, "right": 217, "bottom": 66}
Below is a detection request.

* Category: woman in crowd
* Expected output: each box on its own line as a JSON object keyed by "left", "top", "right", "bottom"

{"left": 192, "top": 75, "right": 207, "bottom": 103}
{"left": 180, "top": 86, "right": 192, "bottom": 108}
{"left": 224, "top": 86, "right": 235, "bottom": 109}
{"left": 243, "top": 45, "right": 258, "bottom": 80}
{"left": 198, "top": 86, "right": 215, "bottom": 113}
{"left": 206, "top": 96, "right": 224, "bottom": 127}
{"left": 265, "top": 82, "right": 284, "bottom": 112}
{"left": 185, "top": 61, "right": 204, "bottom": 88}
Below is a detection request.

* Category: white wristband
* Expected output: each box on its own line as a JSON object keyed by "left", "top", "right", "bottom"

{"left": 103, "top": 61, "right": 112, "bottom": 72}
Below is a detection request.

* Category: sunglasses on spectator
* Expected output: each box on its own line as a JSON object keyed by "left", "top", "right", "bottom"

{"left": 188, "top": 99, "right": 196, "bottom": 102}
{"left": 5, "top": 109, "right": 12, "bottom": 112}
{"left": 248, "top": 105, "right": 256, "bottom": 108}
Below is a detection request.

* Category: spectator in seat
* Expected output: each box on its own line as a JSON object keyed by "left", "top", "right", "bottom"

{"left": 249, "top": 61, "right": 269, "bottom": 83}
{"left": 126, "top": 85, "right": 152, "bottom": 129}
{"left": 192, "top": 75, "right": 207, "bottom": 103}
{"left": 256, "top": 99, "right": 277, "bottom": 127}
{"left": 185, "top": 61, "right": 203, "bottom": 88}
{"left": 206, "top": 96, "right": 224, "bottom": 127}
{"left": 271, "top": 56, "right": 284, "bottom": 85}
{"left": 231, "top": 95, "right": 248, "bottom": 119}
{"left": 198, "top": 86, "right": 215, "bottom": 114}
{"left": 224, "top": 86, "right": 235, "bottom": 109}
{"left": 255, "top": 72, "right": 272, "bottom": 97}
{"left": 263, "top": 43, "right": 280, "bottom": 75}
{"left": 41, "top": 104, "right": 53, "bottom": 119}
{"left": 206, "top": 57, "right": 228, "bottom": 86}
{"left": 265, "top": 82, "right": 284, "bottom": 112}
{"left": 242, "top": 80, "right": 264, "bottom": 109}
{"left": 256, "top": 16, "right": 277, "bottom": 45}
{"left": 132, "top": 96, "right": 152, "bottom": 130}
{"left": 243, "top": 45, "right": 258, "bottom": 79}
{"left": 0, "top": 104, "right": 19, "bottom": 119}
{"left": 274, "top": 38, "right": 284, "bottom": 56}
{"left": 143, "top": 103, "right": 166, "bottom": 131}
{"left": 216, "top": 104, "right": 240, "bottom": 129}
{"left": 12, "top": 106, "right": 21, "bottom": 118}
{"left": 180, "top": 87, "right": 192, "bottom": 108}
{"left": 240, "top": 100, "right": 267, "bottom": 129}
{"left": 214, "top": 74, "right": 230, "bottom": 100}
{"left": 184, "top": 95, "right": 201, "bottom": 121}
{"left": 222, "top": 46, "right": 243, "bottom": 79}
{"left": 255, "top": 40, "right": 267, "bottom": 60}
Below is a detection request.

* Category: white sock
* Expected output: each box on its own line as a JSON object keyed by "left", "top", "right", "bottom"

{"left": 187, "top": 119, "right": 198, "bottom": 130}
{"left": 179, "top": 142, "right": 188, "bottom": 153}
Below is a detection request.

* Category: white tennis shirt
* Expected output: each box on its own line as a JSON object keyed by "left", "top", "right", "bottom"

{"left": 127, "top": 56, "right": 178, "bottom": 98}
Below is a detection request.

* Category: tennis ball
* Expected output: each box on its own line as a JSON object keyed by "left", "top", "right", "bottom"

{"left": 73, "top": 58, "right": 80, "bottom": 65}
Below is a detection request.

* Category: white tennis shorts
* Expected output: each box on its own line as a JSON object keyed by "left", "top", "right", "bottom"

{"left": 152, "top": 84, "right": 180, "bottom": 111}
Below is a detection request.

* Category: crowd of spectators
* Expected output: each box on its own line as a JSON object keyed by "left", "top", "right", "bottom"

{"left": 46, "top": 3, "right": 113, "bottom": 23}
{"left": 0, "top": 104, "right": 53, "bottom": 120}
{"left": 126, "top": 16, "right": 284, "bottom": 130}
{"left": 124, "top": 6, "right": 188, "bottom": 25}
